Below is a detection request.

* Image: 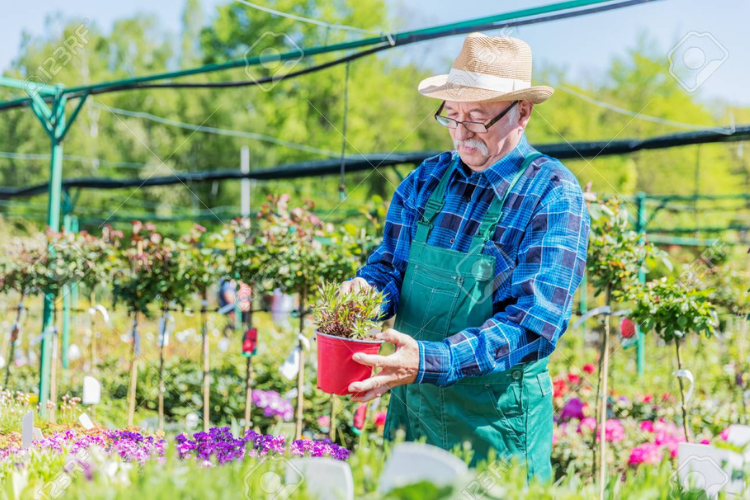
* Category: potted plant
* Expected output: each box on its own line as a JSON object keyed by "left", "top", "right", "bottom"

{"left": 312, "top": 281, "right": 386, "bottom": 396}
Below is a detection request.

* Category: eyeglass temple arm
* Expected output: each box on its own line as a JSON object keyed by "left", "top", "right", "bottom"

{"left": 484, "top": 100, "right": 519, "bottom": 129}
{"left": 435, "top": 100, "right": 446, "bottom": 117}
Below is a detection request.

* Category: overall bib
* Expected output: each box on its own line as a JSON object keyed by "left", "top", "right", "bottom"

{"left": 384, "top": 153, "right": 554, "bottom": 482}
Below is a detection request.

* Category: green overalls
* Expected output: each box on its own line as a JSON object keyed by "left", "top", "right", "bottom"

{"left": 384, "top": 153, "right": 554, "bottom": 482}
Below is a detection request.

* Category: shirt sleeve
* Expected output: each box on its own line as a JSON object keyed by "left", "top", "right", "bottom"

{"left": 355, "top": 166, "right": 421, "bottom": 320}
{"left": 417, "top": 180, "right": 590, "bottom": 386}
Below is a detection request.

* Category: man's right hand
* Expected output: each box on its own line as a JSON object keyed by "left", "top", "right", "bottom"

{"left": 339, "top": 277, "right": 372, "bottom": 294}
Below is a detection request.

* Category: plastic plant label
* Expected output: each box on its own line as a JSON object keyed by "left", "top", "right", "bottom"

{"left": 83, "top": 376, "right": 102, "bottom": 405}
{"left": 79, "top": 413, "right": 95, "bottom": 430}
{"left": 22, "top": 411, "right": 33, "bottom": 448}
{"left": 242, "top": 328, "right": 258, "bottom": 357}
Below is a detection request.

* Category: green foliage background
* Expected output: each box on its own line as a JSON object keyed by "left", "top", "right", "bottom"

{"left": 0, "top": 1, "right": 748, "bottom": 238}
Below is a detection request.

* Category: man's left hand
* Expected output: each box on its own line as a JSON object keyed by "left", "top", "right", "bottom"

{"left": 348, "top": 328, "right": 419, "bottom": 402}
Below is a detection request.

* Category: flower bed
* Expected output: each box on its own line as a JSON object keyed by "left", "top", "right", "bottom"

{"left": 174, "top": 426, "right": 349, "bottom": 465}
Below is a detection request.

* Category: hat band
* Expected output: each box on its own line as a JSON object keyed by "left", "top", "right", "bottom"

{"left": 447, "top": 68, "right": 531, "bottom": 93}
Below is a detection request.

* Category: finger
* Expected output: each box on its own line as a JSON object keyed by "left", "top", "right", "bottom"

{"left": 348, "top": 374, "right": 390, "bottom": 394}
{"left": 339, "top": 280, "right": 353, "bottom": 294}
{"left": 351, "top": 386, "right": 388, "bottom": 402}
{"left": 350, "top": 278, "right": 365, "bottom": 293}
{"left": 351, "top": 352, "right": 390, "bottom": 368}
{"left": 376, "top": 328, "right": 408, "bottom": 346}
{"left": 352, "top": 278, "right": 372, "bottom": 293}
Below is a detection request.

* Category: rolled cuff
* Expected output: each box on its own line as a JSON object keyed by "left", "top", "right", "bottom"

{"left": 416, "top": 340, "right": 452, "bottom": 386}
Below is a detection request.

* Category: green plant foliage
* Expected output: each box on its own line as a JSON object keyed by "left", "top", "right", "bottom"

{"left": 586, "top": 198, "right": 670, "bottom": 297}
{"left": 111, "top": 221, "right": 193, "bottom": 316}
{"left": 179, "top": 223, "right": 230, "bottom": 297}
{"left": 255, "top": 195, "right": 362, "bottom": 297}
{"left": 312, "top": 282, "right": 385, "bottom": 339}
{"left": 627, "top": 277, "right": 718, "bottom": 342}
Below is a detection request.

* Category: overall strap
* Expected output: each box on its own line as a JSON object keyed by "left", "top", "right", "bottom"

{"left": 470, "top": 153, "right": 543, "bottom": 250}
{"left": 414, "top": 156, "right": 458, "bottom": 243}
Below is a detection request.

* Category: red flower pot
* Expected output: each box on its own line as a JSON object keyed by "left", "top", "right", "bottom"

{"left": 315, "top": 331, "right": 383, "bottom": 396}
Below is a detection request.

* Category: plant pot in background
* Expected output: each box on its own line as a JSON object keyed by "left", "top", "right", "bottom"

{"left": 315, "top": 331, "right": 383, "bottom": 396}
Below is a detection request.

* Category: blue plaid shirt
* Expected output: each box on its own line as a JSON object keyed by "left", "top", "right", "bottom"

{"left": 356, "top": 133, "right": 590, "bottom": 387}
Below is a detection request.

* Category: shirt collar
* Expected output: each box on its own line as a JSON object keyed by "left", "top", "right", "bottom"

{"left": 451, "top": 133, "right": 535, "bottom": 193}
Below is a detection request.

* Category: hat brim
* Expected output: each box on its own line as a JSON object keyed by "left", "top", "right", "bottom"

{"left": 418, "top": 74, "right": 554, "bottom": 104}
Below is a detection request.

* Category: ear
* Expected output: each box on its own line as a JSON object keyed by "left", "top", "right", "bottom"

{"left": 518, "top": 101, "right": 533, "bottom": 130}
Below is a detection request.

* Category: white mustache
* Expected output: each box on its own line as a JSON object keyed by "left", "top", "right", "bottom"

{"left": 454, "top": 138, "right": 488, "bottom": 155}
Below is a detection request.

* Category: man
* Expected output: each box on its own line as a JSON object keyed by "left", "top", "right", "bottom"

{"left": 340, "top": 34, "right": 590, "bottom": 480}
{"left": 216, "top": 277, "right": 253, "bottom": 333}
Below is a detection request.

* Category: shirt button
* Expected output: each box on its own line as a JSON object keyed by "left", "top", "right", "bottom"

{"left": 450, "top": 237, "right": 455, "bottom": 244}
{"left": 511, "top": 370, "right": 522, "bottom": 380}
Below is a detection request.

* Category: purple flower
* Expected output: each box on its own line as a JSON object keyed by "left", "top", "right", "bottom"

{"left": 1, "top": 429, "right": 164, "bottom": 465}
{"left": 559, "top": 398, "right": 586, "bottom": 421}
{"left": 252, "top": 390, "right": 294, "bottom": 422}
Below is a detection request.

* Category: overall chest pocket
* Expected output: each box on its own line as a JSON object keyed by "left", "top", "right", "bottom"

{"left": 397, "top": 264, "right": 460, "bottom": 341}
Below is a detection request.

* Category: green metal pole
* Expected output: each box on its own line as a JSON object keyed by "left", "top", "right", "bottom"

{"left": 38, "top": 91, "right": 66, "bottom": 416}
{"left": 579, "top": 271, "right": 588, "bottom": 315}
{"left": 70, "top": 215, "right": 79, "bottom": 308}
{"left": 61, "top": 211, "right": 72, "bottom": 370}
{"left": 635, "top": 192, "right": 647, "bottom": 377}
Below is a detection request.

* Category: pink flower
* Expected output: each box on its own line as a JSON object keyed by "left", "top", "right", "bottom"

{"left": 583, "top": 364, "right": 596, "bottom": 374}
{"left": 374, "top": 412, "right": 387, "bottom": 428}
{"left": 701, "top": 438, "right": 710, "bottom": 445}
{"left": 605, "top": 420, "right": 625, "bottom": 442}
{"left": 653, "top": 420, "right": 682, "bottom": 446}
{"left": 317, "top": 416, "right": 330, "bottom": 428}
{"left": 643, "top": 394, "right": 653, "bottom": 403}
{"left": 640, "top": 420, "right": 655, "bottom": 433}
{"left": 629, "top": 442, "right": 662, "bottom": 465}
{"left": 353, "top": 405, "right": 367, "bottom": 430}
{"left": 578, "top": 417, "right": 596, "bottom": 433}
{"left": 720, "top": 428, "right": 730, "bottom": 441}
{"left": 567, "top": 373, "right": 581, "bottom": 385}
{"left": 560, "top": 398, "right": 586, "bottom": 421}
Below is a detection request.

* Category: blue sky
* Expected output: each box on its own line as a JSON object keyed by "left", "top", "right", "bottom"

{"left": 2, "top": 0, "right": 748, "bottom": 106}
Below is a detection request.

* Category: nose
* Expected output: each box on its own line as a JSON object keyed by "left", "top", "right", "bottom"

{"left": 453, "top": 122, "right": 475, "bottom": 141}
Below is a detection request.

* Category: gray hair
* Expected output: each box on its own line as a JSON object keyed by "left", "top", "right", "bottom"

{"left": 507, "top": 101, "right": 522, "bottom": 124}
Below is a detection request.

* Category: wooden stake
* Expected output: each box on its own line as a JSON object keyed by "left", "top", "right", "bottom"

{"left": 244, "top": 356, "right": 253, "bottom": 434}
{"left": 127, "top": 312, "right": 139, "bottom": 427}
{"left": 201, "top": 293, "right": 210, "bottom": 432}
{"left": 740, "top": 318, "right": 748, "bottom": 425}
{"left": 295, "top": 285, "right": 307, "bottom": 440}
{"left": 3, "top": 297, "right": 24, "bottom": 388}
{"left": 89, "top": 312, "right": 96, "bottom": 373}
{"left": 329, "top": 395, "right": 337, "bottom": 442}
{"left": 597, "top": 314, "right": 610, "bottom": 500}
{"left": 48, "top": 304, "right": 59, "bottom": 424}
{"left": 596, "top": 285, "right": 612, "bottom": 500}
{"left": 157, "top": 306, "right": 167, "bottom": 432}
{"left": 243, "top": 304, "right": 254, "bottom": 434}
{"left": 675, "top": 337, "right": 691, "bottom": 442}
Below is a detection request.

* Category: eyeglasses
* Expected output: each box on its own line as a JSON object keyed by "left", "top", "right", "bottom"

{"left": 434, "top": 100, "right": 519, "bottom": 133}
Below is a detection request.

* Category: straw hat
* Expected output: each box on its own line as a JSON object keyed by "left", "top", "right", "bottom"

{"left": 418, "top": 33, "right": 553, "bottom": 104}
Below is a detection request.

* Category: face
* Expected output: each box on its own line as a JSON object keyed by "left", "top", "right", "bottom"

{"left": 445, "top": 100, "right": 533, "bottom": 172}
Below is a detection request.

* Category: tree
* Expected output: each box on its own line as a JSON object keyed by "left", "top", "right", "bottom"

{"left": 585, "top": 197, "right": 668, "bottom": 497}
{"left": 627, "top": 277, "right": 717, "bottom": 441}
